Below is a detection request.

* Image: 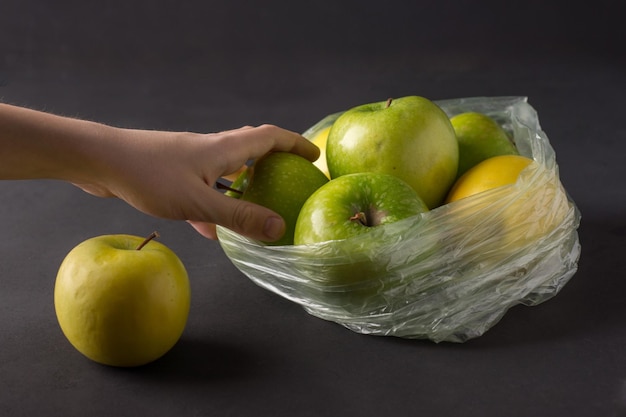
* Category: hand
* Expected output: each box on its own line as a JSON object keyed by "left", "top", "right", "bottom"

{"left": 76, "top": 124, "right": 320, "bottom": 241}
{"left": 0, "top": 104, "right": 319, "bottom": 241}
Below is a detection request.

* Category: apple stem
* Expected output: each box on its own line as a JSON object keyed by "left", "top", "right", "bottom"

{"left": 136, "top": 231, "right": 160, "bottom": 251}
{"left": 216, "top": 181, "right": 243, "bottom": 195}
{"left": 350, "top": 212, "right": 368, "bottom": 226}
{"left": 385, "top": 98, "right": 393, "bottom": 108}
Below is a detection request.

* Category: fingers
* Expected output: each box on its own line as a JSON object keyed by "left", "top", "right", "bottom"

{"left": 258, "top": 124, "right": 320, "bottom": 162}
{"left": 187, "top": 220, "right": 218, "bottom": 240}
{"left": 221, "top": 124, "right": 320, "bottom": 167}
{"left": 193, "top": 189, "right": 286, "bottom": 242}
{"left": 130, "top": 124, "right": 319, "bottom": 242}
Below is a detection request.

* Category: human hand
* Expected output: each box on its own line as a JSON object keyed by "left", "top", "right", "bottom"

{"left": 76, "top": 124, "right": 320, "bottom": 241}
{"left": 0, "top": 104, "right": 318, "bottom": 241}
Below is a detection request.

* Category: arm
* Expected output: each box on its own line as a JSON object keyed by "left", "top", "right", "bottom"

{"left": 0, "top": 103, "right": 320, "bottom": 241}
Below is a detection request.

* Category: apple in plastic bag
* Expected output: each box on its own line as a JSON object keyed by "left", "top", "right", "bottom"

{"left": 295, "top": 172, "right": 428, "bottom": 244}
{"left": 293, "top": 172, "right": 429, "bottom": 308}
{"left": 450, "top": 112, "right": 519, "bottom": 178}
{"left": 326, "top": 96, "right": 458, "bottom": 209}
{"left": 446, "top": 154, "right": 570, "bottom": 253}
{"left": 230, "top": 152, "right": 329, "bottom": 246}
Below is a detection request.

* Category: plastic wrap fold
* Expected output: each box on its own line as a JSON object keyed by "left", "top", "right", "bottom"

{"left": 217, "top": 96, "right": 581, "bottom": 343}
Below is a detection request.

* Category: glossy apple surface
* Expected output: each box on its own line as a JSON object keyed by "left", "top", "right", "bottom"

{"left": 293, "top": 172, "right": 429, "bottom": 307}
{"left": 294, "top": 172, "right": 428, "bottom": 244}
{"left": 54, "top": 233, "right": 190, "bottom": 367}
{"left": 235, "top": 152, "right": 329, "bottom": 245}
{"left": 326, "top": 96, "right": 458, "bottom": 209}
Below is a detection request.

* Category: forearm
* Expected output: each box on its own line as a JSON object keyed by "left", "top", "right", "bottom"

{"left": 0, "top": 103, "right": 115, "bottom": 183}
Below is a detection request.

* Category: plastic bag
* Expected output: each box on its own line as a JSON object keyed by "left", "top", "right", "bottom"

{"left": 217, "top": 96, "right": 581, "bottom": 343}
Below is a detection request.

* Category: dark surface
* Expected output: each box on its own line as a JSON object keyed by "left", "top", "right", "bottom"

{"left": 1, "top": 1, "right": 625, "bottom": 416}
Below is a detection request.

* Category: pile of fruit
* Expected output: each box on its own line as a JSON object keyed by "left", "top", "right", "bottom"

{"left": 227, "top": 96, "right": 533, "bottom": 247}
{"left": 218, "top": 96, "right": 581, "bottom": 343}
{"left": 50, "top": 97, "right": 580, "bottom": 369}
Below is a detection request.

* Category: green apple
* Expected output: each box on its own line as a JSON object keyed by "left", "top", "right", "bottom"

{"left": 326, "top": 96, "right": 458, "bottom": 209}
{"left": 450, "top": 111, "right": 519, "bottom": 177}
{"left": 294, "top": 172, "right": 428, "bottom": 244}
{"left": 231, "top": 152, "right": 329, "bottom": 245}
{"left": 293, "top": 172, "right": 429, "bottom": 308}
{"left": 54, "top": 232, "right": 190, "bottom": 367}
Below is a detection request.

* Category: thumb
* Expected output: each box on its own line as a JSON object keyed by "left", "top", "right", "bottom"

{"left": 210, "top": 192, "right": 286, "bottom": 242}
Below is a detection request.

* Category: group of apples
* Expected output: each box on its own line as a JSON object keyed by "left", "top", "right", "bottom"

{"left": 228, "top": 95, "right": 529, "bottom": 247}
{"left": 52, "top": 95, "right": 530, "bottom": 368}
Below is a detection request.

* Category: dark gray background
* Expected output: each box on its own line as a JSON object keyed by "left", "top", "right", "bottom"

{"left": 1, "top": 1, "right": 625, "bottom": 416}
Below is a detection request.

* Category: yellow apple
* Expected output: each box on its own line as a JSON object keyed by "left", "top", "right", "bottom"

{"left": 54, "top": 232, "right": 190, "bottom": 367}
{"left": 445, "top": 155, "right": 571, "bottom": 254}
{"left": 310, "top": 125, "right": 332, "bottom": 178}
{"left": 446, "top": 155, "right": 532, "bottom": 203}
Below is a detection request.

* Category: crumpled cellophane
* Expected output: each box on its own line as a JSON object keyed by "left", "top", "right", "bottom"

{"left": 217, "top": 96, "right": 581, "bottom": 343}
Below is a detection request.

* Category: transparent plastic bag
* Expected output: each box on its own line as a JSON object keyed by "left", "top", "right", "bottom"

{"left": 217, "top": 96, "right": 581, "bottom": 343}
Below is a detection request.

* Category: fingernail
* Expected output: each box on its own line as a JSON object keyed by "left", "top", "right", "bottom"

{"left": 263, "top": 216, "right": 285, "bottom": 241}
